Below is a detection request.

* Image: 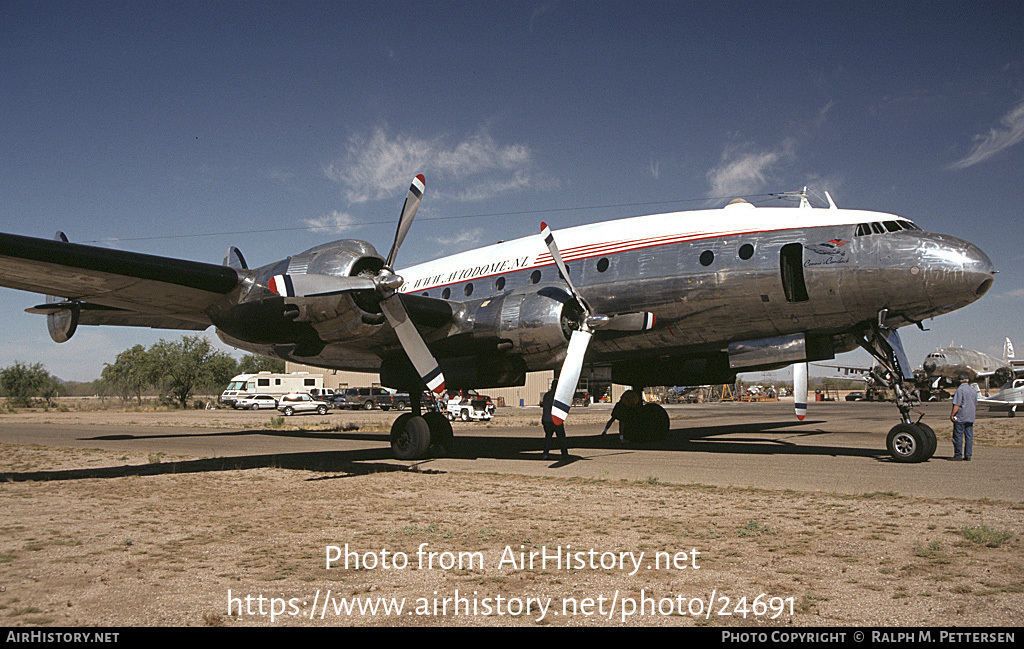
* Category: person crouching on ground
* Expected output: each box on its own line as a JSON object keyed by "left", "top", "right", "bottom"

{"left": 602, "top": 389, "right": 642, "bottom": 442}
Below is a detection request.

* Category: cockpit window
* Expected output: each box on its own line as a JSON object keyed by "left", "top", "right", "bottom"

{"left": 857, "top": 220, "right": 920, "bottom": 236}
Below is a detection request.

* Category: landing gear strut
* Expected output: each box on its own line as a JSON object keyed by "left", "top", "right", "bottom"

{"left": 389, "top": 390, "right": 453, "bottom": 460}
{"left": 855, "top": 317, "right": 936, "bottom": 463}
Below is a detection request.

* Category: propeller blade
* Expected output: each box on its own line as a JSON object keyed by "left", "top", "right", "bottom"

{"left": 540, "top": 222, "right": 588, "bottom": 316}
{"left": 794, "top": 362, "right": 807, "bottom": 420}
{"left": 268, "top": 274, "right": 375, "bottom": 298}
{"left": 380, "top": 293, "right": 446, "bottom": 395}
{"left": 588, "top": 311, "right": 656, "bottom": 331}
{"left": 386, "top": 174, "right": 425, "bottom": 270}
{"left": 550, "top": 328, "right": 593, "bottom": 425}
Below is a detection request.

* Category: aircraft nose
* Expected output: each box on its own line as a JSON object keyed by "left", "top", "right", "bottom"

{"left": 919, "top": 234, "right": 995, "bottom": 308}
{"left": 964, "top": 241, "right": 995, "bottom": 298}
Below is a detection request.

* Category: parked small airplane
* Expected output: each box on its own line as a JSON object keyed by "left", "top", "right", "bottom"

{"left": 979, "top": 378, "right": 1024, "bottom": 417}
{"left": 0, "top": 180, "right": 995, "bottom": 462}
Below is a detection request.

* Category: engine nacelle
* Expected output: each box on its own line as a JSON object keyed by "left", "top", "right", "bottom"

{"left": 466, "top": 287, "right": 580, "bottom": 370}
{"left": 285, "top": 239, "right": 385, "bottom": 279}
{"left": 46, "top": 302, "right": 79, "bottom": 343}
{"left": 277, "top": 240, "right": 388, "bottom": 341}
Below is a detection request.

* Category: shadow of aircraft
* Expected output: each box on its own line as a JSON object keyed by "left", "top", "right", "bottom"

{"left": 0, "top": 417, "right": 897, "bottom": 483}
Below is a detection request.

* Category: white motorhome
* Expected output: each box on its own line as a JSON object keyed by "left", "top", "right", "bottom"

{"left": 220, "top": 372, "right": 323, "bottom": 406}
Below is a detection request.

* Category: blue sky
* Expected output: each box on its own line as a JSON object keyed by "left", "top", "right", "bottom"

{"left": 2, "top": 1, "right": 1023, "bottom": 382}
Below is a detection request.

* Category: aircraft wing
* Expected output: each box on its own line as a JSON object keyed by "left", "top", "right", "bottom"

{"left": 0, "top": 232, "right": 240, "bottom": 328}
{"left": 1011, "top": 360, "right": 1024, "bottom": 379}
{"left": 979, "top": 398, "right": 1016, "bottom": 406}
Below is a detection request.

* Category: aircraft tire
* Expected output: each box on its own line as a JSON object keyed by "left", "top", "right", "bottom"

{"left": 391, "top": 414, "right": 431, "bottom": 460}
{"left": 424, "top": 412, "right": 454, "bottom": 457}
{"left": 886, "top": 423, "right": 928, "bottom": 463}
{"left": 639, "top": 403, "right": 670, "bottom": 442}
{"left": 917, "top": 422, "right": 937, "bottom": 461}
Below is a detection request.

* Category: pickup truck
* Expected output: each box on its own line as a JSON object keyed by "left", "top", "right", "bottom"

{"left": 332, "top": 387, "right": 410, "bottom": 411}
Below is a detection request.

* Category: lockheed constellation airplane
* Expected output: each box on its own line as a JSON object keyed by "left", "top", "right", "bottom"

{"left": 0, "top": 178, "right": 995, "bottom": 463}
{"left": 921, "top": 337, "right": 1021, "bottom": 395}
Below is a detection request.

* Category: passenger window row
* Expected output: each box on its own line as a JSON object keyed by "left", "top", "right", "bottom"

{"left": 421, "top": 242, "right": 762, "bottom": 297}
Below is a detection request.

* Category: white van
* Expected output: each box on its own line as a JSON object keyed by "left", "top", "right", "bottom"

{"left": 220, "top": 372, "right": 324, "bottom": 406}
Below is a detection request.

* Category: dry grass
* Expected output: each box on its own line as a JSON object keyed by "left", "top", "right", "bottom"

{"left": 1, "top": 444, "right": 1022, "bottom": 627}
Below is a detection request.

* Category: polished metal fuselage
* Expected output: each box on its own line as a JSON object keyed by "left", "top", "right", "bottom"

{"left": 217, "top": 204, "right": 995, "bottom": 386}
{"left": 922, "top": 347, "right": 1008, "bottom": 381}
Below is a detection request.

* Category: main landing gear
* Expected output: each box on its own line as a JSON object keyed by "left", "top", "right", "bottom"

{"left": 389, "top": 392, "right": 453, "bottom": 460}
{"left": 855, "top": 316, "right": 936, "bottom": 463}
{"left": 619, "top": 387, "right": 671, "bottom": 443}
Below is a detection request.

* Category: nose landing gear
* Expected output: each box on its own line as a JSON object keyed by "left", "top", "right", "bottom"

{"left": 855, "top": 317, "right": 937, "bottom": 463}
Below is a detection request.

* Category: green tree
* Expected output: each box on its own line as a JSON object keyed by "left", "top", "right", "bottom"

{"left": 147, "top": 335, "right": 237, "bottom": 408}
{"left": 237, "top": 354, "right": 285, "bottom": 374}
{"left": 0, "top": 361, "right": 59, "bottom": 407}
{"left": 102, "top": 345, "right": 153, "bottom": 405}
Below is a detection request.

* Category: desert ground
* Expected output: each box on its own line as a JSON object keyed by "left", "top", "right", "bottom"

{"left": 1, "top": 400, "right": 1022, "bottom": 627}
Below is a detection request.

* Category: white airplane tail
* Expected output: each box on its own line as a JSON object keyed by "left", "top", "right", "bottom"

{"left": 1004, "top": 337, "right": 1015, "bottom": 361}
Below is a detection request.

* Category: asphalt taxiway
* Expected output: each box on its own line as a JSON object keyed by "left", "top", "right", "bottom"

{"left": 2, "top": 401, "right": 1021, "bottom": 501}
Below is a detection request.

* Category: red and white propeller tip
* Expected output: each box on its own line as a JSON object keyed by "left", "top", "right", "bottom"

{"left": 386, "top": 174, "right": 426, "bottom": 270}
{"left": 550, "top": 329, "right": 593, "bottom": 426}
{"left": 268, "top": 274, "right": 292, "bottom": 297}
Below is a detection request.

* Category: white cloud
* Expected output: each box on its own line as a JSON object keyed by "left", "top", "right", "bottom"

{"left": 428, "top": 227, "right": 485, "bottom": 250}
{"left": 324, "top": 127, "right": 535, "bottom": 204}
{"left": 302, "top": 210, "right": 358, "bottom": 235}
{"left": 649, "top": 159, "right": 660, "bottom": 179}
{"left": 949, "top": 100, "right": 1024, "bottom": 169}
{"left": 453, "top": 170, "right": 533, "bottom": 202}
{"left": 706, "top": 141, "right": 794, "bottom": 197}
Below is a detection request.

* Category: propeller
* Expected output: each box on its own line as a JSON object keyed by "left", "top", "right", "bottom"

{"left": 269, "top": 174, "right": 445, "bottom": 396}
{"left": 793, "top": 362, "right": 807, "bottom": 420}
{"left": 540, "top": 222, "right": 655, "bottom": 426}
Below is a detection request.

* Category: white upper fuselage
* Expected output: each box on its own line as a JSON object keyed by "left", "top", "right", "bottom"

{"left": 398, "top": 204, "right": 908, "bottom": 295}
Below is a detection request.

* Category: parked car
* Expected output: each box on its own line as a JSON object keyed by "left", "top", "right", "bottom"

{"left": 845, "top": 391, "right": 866, "bottom": 401}
{"left": 378, "top": 391, "right": 410, "bottom": 411}
{"left": 307, "top": 387, "right": 336, "bottom": 402}
{"left": 278, "top": 393, "right": 330, "bottom": 416}
{"left": 233, "top": 394, "right": 279, "bottom": 410}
